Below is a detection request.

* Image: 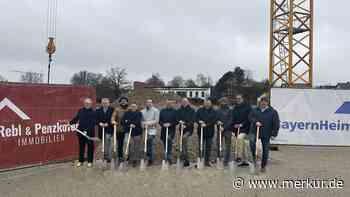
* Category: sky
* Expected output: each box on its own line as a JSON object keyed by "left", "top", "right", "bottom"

{"left": 0, "top": 0, "right": 349, "bottom": 86}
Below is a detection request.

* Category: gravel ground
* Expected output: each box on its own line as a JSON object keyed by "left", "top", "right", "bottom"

{"left": 1, "top": 146, "right": 349, "bottom": 197}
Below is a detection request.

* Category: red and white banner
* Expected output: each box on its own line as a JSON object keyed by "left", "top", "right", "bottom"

{"left": 0, "top": 83, "right": 96, "bottom": 170}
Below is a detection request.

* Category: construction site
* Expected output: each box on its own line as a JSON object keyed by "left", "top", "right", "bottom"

{"left": 0, "top": 0, "right": 349, "bottom": 197}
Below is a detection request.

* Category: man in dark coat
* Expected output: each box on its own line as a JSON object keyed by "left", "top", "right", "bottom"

{"left": 159, "top": 99, "right": 178, "bottom": 164}
{"left": 248, "top": 96, "right": 280, "bottom": 173}
{"left": 96, "top": 98, "right": 114, "bottom": 163}
{"left": 196, "top": 99, "right": 218, "bottom": 166}
{"left": 232, "top": 94, "right": 252, "bottom": 166}
{"left": 69, "top": 98, "right": 97, "bottom": 168}
{"left": 216, "top": 97, "right": 233, "bottom": 166}
{"left": 121, "top": 103, "right": 143, "bottom": 167}
{"left": 176, "top": 98, "right": 196, "bottom": 167}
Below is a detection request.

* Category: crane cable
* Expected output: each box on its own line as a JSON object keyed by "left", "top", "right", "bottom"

{"left": 46, "top": 0, "right": 58, "bottom": 84}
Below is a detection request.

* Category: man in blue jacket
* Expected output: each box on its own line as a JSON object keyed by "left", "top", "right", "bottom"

{"left": 249, "top": 96, "right": 280, "bottom": 173}
{"left": 96, "top": 98, "right": 114, "bottom": 164}
{"left": 196, "top": 99, "right": 218, "bottom": 167}
{"left": 69, "top": 98, "right": 97, "bottom": 168}
{"left": 159, "top": 99, "right": 178, "bottom": 165}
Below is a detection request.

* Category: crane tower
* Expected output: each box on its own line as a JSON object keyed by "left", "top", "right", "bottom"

{"left": 269, "top": 0, "right": 314, "bottom": 87}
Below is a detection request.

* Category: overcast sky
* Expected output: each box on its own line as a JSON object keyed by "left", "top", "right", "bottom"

{"left": 0, "top": 0, "right": 348, "bottom": 85}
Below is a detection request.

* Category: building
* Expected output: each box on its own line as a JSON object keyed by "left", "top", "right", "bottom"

{"left": 133, "top": 81, "right": 211, "bottom": 100}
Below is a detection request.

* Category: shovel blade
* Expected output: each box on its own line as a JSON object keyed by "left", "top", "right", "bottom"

{"left": 216, "top": 158, "right": 224, "bottom": 170}
{"left": 140, "top": 159, "right": 146, "bottom": 171}
{"left": 176, "top": 158, "right": 182, "bottom": 170}
{"left": 161, "top": 160, "right": 168, "bottom": 171}
{"left": 229, "top": 161, "right": 235, "bottom": 172}
{"left": 95, "top": 159, "right": 105, "bottom": 169}
{"left": 197, "top": 158, "right": 203, "bottom": 170}
{"left": 249, "top": 162, "right": 257, "bottom": 174}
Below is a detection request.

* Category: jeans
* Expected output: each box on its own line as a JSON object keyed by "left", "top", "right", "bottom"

{"left": 116, "top": 132, "right": 125, "bottom": 160}
{"left": 249, "top": 135, "right": 270, "bottom": 168}
{"left": 103, "top": 133, "right": 113, "bottom": 162}
{"left": 146, "top": 135, "right": 156, "bottom": 162}
{"left": 198, "top": 136, "right": 213, "bottom": 162}
{"left": 78, "top": 134, "right": 94, "bottom": 163}
{"left": 223, "top": 133, "right": 232, "bottom": 163}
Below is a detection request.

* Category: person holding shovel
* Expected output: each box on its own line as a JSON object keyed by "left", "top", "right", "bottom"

{"left": 232, "top": 94, "right": 252, "bottom": 167}
{"left": 176, "top": 98, "right": 196, "bottom": 167}
{"left": 159, "top": 99, "right": 178, "bottom": 165}
{"left": 111, "top": 96, "right": 129, "bottom": 163}
{"left": 248, "top": 96, "right": 280, "bottom": 173}
{"left": 121, "top": 103, "right": 143, "bottom": 167}
{"left": 216, "top": 97, "right": 233, "bottom": 167}
{"left": 69, "top": 98, "right": 97, "bottom": 168}
{"left": 196, "top": 99, "right": 218, "bottom": 167}
{"left": 141, "top": 99, "right": 159, "bottom": 166}
{"left": 96, "top": 98, "right": 114, "bottom": 166}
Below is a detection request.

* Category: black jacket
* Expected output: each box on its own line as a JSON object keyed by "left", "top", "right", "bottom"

{"left": 70, "top": 107, "right": 97, "bottom": 137}
{"left": 96, "top": 107, "right": 114, "bottom": 138}
{"left": 232, "top": 102, "right": 252, "bottom": 134}
{"left": 248, "top": 106, "right": 280, "bottom": 139}
{"left": 121, "top": 111, "right": 143, "bottom": 137}
{"left": 159, "top": 107, "right": 177, "bottom": 141}
{"left": 217, "top": 105, "right": 233, "bottom": 132}
{"left": 196, "top": 107, "right": 218, "bottom": 138}
{"left": 176, "top": 105, "right": 196, "bottom": 136}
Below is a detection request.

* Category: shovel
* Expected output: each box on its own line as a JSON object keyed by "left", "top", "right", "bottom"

{"left": 249, "top": 126, "right": 260, "bottom": 174}
{"left": 176, "top": 121, "right": 184, "bottom": 170}
{"left": 74, "top": 128, "right": 100, "bottom": 141}
{"left": 95, "top": 126, "right": 106, "bottom": 169}
{"left": 216, "top": 124, "right": 224, "bottom": 170}
{"left": 111, "top": 124, "right": 117, "bottom": 170}
{"left": 161, "top": 126, "right": 169, "bottom": 171}
{"left": 140, "top": 125, "right": 148, "bottom": 171}
{"left": 197, "top": 124, "right": 204, "bottom": 170}
{"left": 230, "top": 126, "right": 240, "bottom": 171}
{"left": 120, "top": 126, "right": 133, "bottom": 170}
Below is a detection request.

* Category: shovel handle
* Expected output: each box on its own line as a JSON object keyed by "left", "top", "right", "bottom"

{"left": 125, "top": 127, "right": 133, "bottom": 157}
{"left": 235, "top": 127, "right": 240, "bottom": 158}
{"left": 165, "top": 127, "right": 169, "bottom": 155}
{"left": 179, "top": 123, "right": 184, "bottom": 153}
{"left": 200, "top": 126, "right": 203, "bottom": 158}
{"left": 255, "top": 126, "right": 260, "bottom": 159}
{"left": 113, "top": 125, "right": 117, "bottom": 153}
{"left": 102, "top": 127, "right": 105, "bottom": 153}
{"left": 144, "top": 126, "right": 148, "bottom": 153}
{"left": 219, "top": 125, "right": 222, "bottom": 153}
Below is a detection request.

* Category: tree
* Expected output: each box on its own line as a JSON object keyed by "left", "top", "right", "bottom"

{"left": 196, "top": 74, "right": 213, "bottom": 87}
{"left": 168, "top": 76, "right": 184, "bottom": 87}
{"left": 145, "top": 73, "right": 165, "bottom": 87}
{"left": 105, "top": 67, "right": 130, "bottom": 98}
{"left": 184, "top": 79, "right": 197, "bottom": 87}
{"left": 70, "top": 71, "right": 104, "bottom": 86}
{"left": 20, "top": 72, "right": 44, "bottom": 83}
{"left": 233, "top": 66, "right": 245, "bottom": 85}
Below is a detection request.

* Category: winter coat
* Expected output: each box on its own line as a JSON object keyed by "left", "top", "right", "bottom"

{"left": 121, "top": 110, "right": 143, "bottom": 137}
{"left": 176, "top": 105, "right": 196, "bottom": 136}
{"left": 96, "top": 107, "right": 114, "bottom": 138}
{"left": 217, "top": 105, "right": 233, "bottom": 134}
{"left": 70, "top": 107, "right": 97, "bottom": 137}
{"left": 196, "top": 107, "right": 218, "bottom": 138}
{"left": 232, "top": 102, "right": 252, "bottom": 134}
{"left": 159, "top": 107, "right": 178, "bottom": 141}
{"left": 248, "top": 106, "right": 280, "bottom": 139}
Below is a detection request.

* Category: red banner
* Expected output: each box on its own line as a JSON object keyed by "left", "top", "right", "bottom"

{"left": 0, "top": 83, "right": 96, "bottom": 170}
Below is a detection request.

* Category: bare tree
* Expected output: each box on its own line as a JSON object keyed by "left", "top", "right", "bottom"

{"left": 196, "top": 74, "right": 213, "bottom": 87}
{"left": 70, "top": 71, "right": 103, "bottom": 86}
{"left": 168, "top": 76, "right": 185, "bottom": 87}
{"left": 145, "top": 73, "right": 165, "bottom": 87}
{"left": 20, "top": 72, "right": 44, "bottom": 83}
{"left": 106, "top": 67, "right": 130, "bottom": 98}
{"left": 184, "top": 79, "right": 197, "bottom": 87}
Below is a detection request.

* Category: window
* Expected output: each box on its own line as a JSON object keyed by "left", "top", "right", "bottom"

{"left": 189, "top": 91, "right": 193, "bottom": 97}
{"left": 201, "top": 91, "right": 205, "bottom": 97}
{"left": 195, "top": 91, "right": 199, "bottom": 98}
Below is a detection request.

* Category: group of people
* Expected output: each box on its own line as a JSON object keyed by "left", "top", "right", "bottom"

{"left": 69, "top": 94, "right": 280, "bottom": 173}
